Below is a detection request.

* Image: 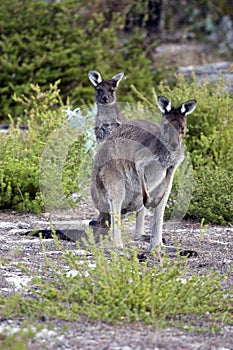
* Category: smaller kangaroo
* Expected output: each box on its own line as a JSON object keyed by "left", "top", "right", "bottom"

{"left": 91, "top": 96, "right": 197, "bottom": 250}
{"left": 88, "top": 70, "right": 125, "bottom": 144}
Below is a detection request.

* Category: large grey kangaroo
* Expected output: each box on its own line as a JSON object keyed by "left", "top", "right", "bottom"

{"left": 88, "top": 70, "right": 125, "bottom": 144}
{"left": 91, "top": 96, "right": 197, "bottom": 250}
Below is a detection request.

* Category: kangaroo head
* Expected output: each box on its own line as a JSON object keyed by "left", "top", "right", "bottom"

{"left": 157, "top": 96, "right": 197, "bottom": 150}
{"left": 88, "top": 70, "right": 124, "bottom": 105}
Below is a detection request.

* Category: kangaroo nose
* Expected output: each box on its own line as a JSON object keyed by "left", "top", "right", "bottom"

{"left": 101, "top": 96, "right": 108, "bottom": 103}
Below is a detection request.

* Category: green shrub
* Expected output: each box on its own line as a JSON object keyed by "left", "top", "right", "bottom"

{"left": 0, "top": 0, "right": 159, "bottom": 121}
{"left": 0, "top": 82, "right": 86, "bottom": 213}
{"left": 188, "top": 165, "right": 233, "bottom": 225}
{"left": 1, "top": 238, "right": 232, "bottom": 328}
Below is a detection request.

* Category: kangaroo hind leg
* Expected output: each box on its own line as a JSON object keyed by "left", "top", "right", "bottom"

{"left": 108, "top": 184, "right": 125, "bottom": 249}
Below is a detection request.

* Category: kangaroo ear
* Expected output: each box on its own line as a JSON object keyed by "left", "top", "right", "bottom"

{"left": 179, "top": 99, "right": 197, "bottom": 115}
{"left": 111, "top": 72, "right": 124, "bottom": 87}
{"left": 88, "top": 70, "right": 102, "bottom": 87}
{"left": 157, "top": 96, "right": 172, "bottom": 114}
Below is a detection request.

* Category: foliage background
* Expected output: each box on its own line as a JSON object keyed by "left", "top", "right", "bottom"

{"left": 0, "top": 0, "right": 232, "bottom": 225}
{"left": 0, "top": 0, "right": 232, "bottom": 120}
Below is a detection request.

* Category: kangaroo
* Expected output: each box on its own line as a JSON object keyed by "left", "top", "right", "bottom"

{"left": 88, "top": 70, "right": 125, "bottom": 144}
{"left": 91, "top": 96, "right": 197, "bottom": 250}
{"left": 25, "top": 71, "right": 125, "bottom": 243}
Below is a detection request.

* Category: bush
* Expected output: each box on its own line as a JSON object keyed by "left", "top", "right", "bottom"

{"left": 0, "top": 82, "right": 85, "bottom": 213}
{"left": 0, "top": 0, "right": 158, "bottom": 121}
{"left": 188, "top": 166, "right": 233, "bottom": 225}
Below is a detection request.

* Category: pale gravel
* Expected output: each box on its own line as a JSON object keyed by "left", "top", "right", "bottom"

{"left": 0, "top": 201, "right": 232, "bottom": 350}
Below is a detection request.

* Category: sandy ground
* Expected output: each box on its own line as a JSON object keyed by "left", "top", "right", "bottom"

{"left": 0, "top": 201, "right": 232, "bottom": 350}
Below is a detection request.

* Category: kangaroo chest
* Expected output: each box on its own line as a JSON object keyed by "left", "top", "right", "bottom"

{"left": 95, "top": 105, "right": 124, "bottom": 143}
{"left": 95, "top": 106, "right": 122, "bottom": 126}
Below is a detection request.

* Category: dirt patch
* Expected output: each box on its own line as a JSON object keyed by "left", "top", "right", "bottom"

{"left": 0, "top": 201, "right": 232, "bottom": 350}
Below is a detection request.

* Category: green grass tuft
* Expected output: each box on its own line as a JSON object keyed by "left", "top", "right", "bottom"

{"left": 1, "top": 235, "right": 232, "bottom": 328}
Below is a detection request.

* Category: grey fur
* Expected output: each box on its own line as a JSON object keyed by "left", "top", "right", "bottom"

{"left": 88, "top": 70, "right": 125, "bottom": 144}
{"left": 91, "top": 96, "right": 197, "bottom": 250}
